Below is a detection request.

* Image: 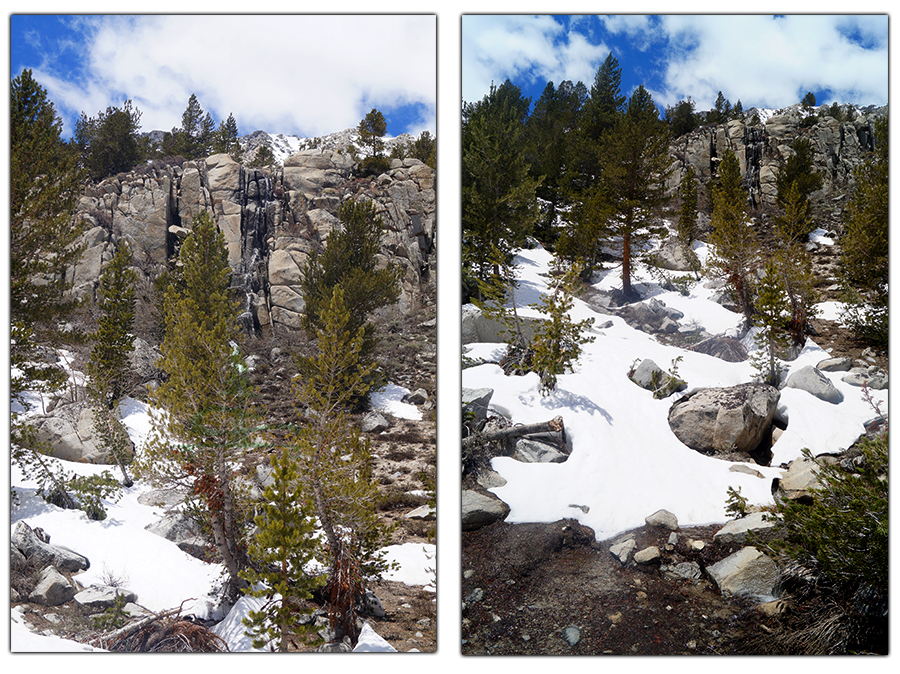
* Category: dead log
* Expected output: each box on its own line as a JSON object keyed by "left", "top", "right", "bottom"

{"left": 462, "top": 416, "right": 566, "bottom": 452}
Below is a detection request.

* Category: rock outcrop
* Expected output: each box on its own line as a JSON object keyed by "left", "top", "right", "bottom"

{"left": 666, "top": 104, "right": 886, "bottom": 209}
{"left": 70, "top": 148, "right": 435, "bottom": 336}
{"left": 667, "top": 383, "right": 780, "bottom": 462}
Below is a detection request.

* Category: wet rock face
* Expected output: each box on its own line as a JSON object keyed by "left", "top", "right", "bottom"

{"left": 666, "top": 104, "right": 886, "bottom": 208}
{"left": 71, "top": 150, "right": 436, "bottom": 336}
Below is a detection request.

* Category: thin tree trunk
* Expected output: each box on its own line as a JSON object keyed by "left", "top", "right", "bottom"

{"left": 462, "top": 415, "right": 566, "bottom": 451}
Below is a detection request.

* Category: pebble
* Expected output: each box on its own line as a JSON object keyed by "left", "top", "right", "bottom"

{"left": 561, "top": 626, "right": 581, "bottom": 646}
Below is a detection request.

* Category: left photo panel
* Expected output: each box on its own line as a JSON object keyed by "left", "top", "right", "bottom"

{"left": 10, "top": 14, "right": 436, "bottom": 653}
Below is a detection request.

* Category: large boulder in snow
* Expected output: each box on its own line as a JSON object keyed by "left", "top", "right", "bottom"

{"left": 613, "top": 298, "right": 683, "bottom": 334}
{"left": 667, "top": 383, "right": 780, "bottom": 460}
{"left": 29, "top": 566, "right": 76, "bottom": 606}
{"left": 12, "top": 521, "right": 90, "bottom": 573}
{"left": 691, "top": 336, "right": 749, "bottom": 363}
{"left": 785, "top": 365, "right": 843, "bottom": 404}
{"left": 27, "top": 400, "right": 135, "bottom": 464}
{"left": 649, "top": 236, "right": 700, "bottom": 272}
{"left": 461, "top": 303, "right": 545, "bottom": 344}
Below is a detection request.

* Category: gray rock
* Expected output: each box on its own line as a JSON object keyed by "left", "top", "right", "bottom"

{"left": 691, "top": 336, "right": 749, "bottom": 363}
{"left": 29, "top": 567, "right": 76, "bottom": 606}
{"left": 707, "top": 546, "right": 780, "bottom": 599}
{"left": 561, "top": 626, "right": 581, "bottom": 646}
{"left": 462, "top": 388, "right": 493, "bottom": 428}
{"left": 402, "top": 388, "right": 428, "bottom": 405}
{"left": 714, "top": 512, "right": 780, "bottom": 545}
{"left": 645, "top": 509, "right": 679, "bottom": 531}
{"left": 634, "top": 546, "right": 661, "bottom": 564}
{"left": 817, "top": 356, "right": 852, "bottom": 372}
{"left": 667, "top": 383, "right": 779, "bottom": 456}
{"left": 513, "top": 438, "right": 568, "bottom": 463}
{"left": 74, "top": 584, "right": 138, "bottom": 611}
{"left": 462, "top": 490, "right": 509, "bottom": 531}
{"left": 629, "top": 358, "right": 686, "bottom": 398}
{"left": 662, "top": 561, "right": 702, "bottom": 580}
{"left": 609, "top": 538, "right": 637, "bottom": 564}
{"left": 12, "top": 521, "right": 90, "bottom": 573}
{"left": 775, "top": 455, "right": 822, "bottom": 502}
{"left": 785, "top": 366, "right": 843, "bottom": 404}
{"left": 360, "top": 412, "right": 390, "bottom": 433}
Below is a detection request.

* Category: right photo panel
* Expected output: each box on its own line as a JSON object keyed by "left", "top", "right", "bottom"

{"left": 460, "top": 14, "right": 888, "bottom": 655}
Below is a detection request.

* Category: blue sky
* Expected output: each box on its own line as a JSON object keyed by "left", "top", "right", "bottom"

{"left": 10, "top": 14, "right": 436, "bottom": 140}
{"left": 462, "top": 15, "right": 889, "bottom": 114}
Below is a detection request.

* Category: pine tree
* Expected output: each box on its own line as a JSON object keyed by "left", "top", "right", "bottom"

{"left": 462, "top": 79, "right": 541, "bottom": 300}
{"left": 774, "top": 181, "right": 815, "bottom": 244}
{"left": 299, "top": 199, "right": 401, "bottom": 401}
{"left": 10, "top": 69, "right": 106, "bottom": 512}
{"left": 840, "top": 115, "right": 888, "bottom": 346}
{"left": 525, "top": 80, "right": 587, "bottom": 245}
{"left": 707, "top": 149, "right": 759, "bottom": 329}
{"left": 530, "top": 262, "right": 596, "bottom": 395}
{"left": 136, "top": 211, "right": 254, "bottom": 595}
{"left": 293, "top": 286, "right": 396, "bottom": 644}
{"left": 676, "top": 165, "right": 702, "bottom": 278}
{"left": 213, "top": 113, "right": 241, "bottom": 158}
{"left": 775, "top": 138, "right": 823, "bottom": 209}
{"left": 578, "top": 85, "right": 671, "bottom": 299}
{"left": 751, "top": 258, "right": 788, "bottom": 386}
{"left": 87, "top": 242, "right": 138, "bottom": 486}
{"left": 240, "top": 446, "right": 321, "bottom": 651}
{"left": 74, "top": 100, "right": 144, "bottom": 180}
{"left": 665, "top": 98, "right": 698, "bottom": 138}
{"left": 248, "top": 143, "right": 275, "bottom": 168}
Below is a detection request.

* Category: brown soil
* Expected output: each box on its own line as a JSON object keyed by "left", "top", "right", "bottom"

{"left": 461, "top": 519, "right": 772, "bottom": 655}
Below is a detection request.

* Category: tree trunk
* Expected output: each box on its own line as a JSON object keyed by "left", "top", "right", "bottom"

{"left": 462, "top": 415, "right": 566, "bottom": 451}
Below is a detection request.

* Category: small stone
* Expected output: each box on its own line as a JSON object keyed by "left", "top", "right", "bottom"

{"left": 645, "top": 509, "right": 679, "bottom": 531}
{"left": 634, "top": 546, "right": 661, "bottom": 564}
{"left": 608, "top": 612, "right": 623, "bottom": 624}
{"left": 561, "top": 626, "right": 581, "bottom": 646}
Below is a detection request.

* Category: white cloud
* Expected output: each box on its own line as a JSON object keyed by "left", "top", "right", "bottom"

{"left": 655, "top": 15, "right": 888, "bottom": 109}
{"left": 36, "top": 15, "right": 435, "bottom": 137}
{"left": 462, "top": 15, "right": 609, "bottom": 104}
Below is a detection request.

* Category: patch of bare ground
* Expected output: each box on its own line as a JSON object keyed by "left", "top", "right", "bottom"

{"left": 461, "top": 520, "right": 769, "bottom": 655}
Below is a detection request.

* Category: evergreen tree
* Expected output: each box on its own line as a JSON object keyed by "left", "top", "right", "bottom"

{"left": 74, "top": 100, "right": 144, "bottom": 180}
{"left": 840, "top": 115, "right": 888, "bottom": 346}
{"left": 801, "top": 91, "right": 817, "bottom": 116}
{"left": 214, "top": 112, "right": 241, "bottom": 158}
{"left": 774, "top": 180, "right": 815, "bottom": 244}
{"left": 529, "top": 262, "right": 596, "bottom": 395}
{"left": 240, "top": 447, "right": 321, "bottom": 651}
{"left": 525, "top": 80, "right": 587, "bottom": 245}
{"left": 137, "top": 211, "right": 254, "bottom": 595}
{"left": 462, "top": 80, "right": 541, "bottom": 300}
{"left": 751, "top": 258, "right": 789, "bottom": 386}
{"left": 248, "top": 143, "right": 276, "bottom": 168}
{"left": 293, "top": 286, "right": 396, "bottom": 644}
{"left": 732, "top": 99, "right": 744, "bottom": 119}
{"left": 707, "top": 149, "right": 758, "bottom": 328}
{"left": 775, "top": 138, "right": 823, "bottom": 210}
{"left": 357, "top": 108, "right": 387, "bottom": 159}
{"left": 676, "top": 165, "right": 702, "bottom": 278}
{"left": 575, "top": 85, "right": 671, "bottom": 298}
{"left": 11, "top": 69, "right": 91, "bottom": 494}
{"left": 87, "top": 242, "right": 138, "bottom": 486}
{"left": 665, "top": 98, "right": 698, "bottom": 138}
{"left": 776, "top": 236, "right": 818, "bottom": 354}
{"left": 299, "top": 199, "right": 401, "bottom": 399}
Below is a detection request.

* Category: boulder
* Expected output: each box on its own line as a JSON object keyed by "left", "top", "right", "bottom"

{"left": 360, "top": 412, "right": 391, "bottom": 433}
{"left": 12, "top": 521, "right": 90, "bottom": 573}
{"left": 816, "top": 356, "right": 852, "bottom": 372}
{"left": 707, "top": 546, "right": 780, "bottom": 599}
{"left": 634, "top": 546, "right": 661, "bottom": 565}
{"left": 691, "top": 336, "right": 749, "bottom": 363}
{"left": 774, "top": 455, "right": 822, "bottom": 502}
{"left": 650, "top": 236, "right": 700, "bottom": 272}
{"left": 74, "top": 584, "right": 138, "bottom": 611}
{"left": 667, "top": 383, "right": 779, "bottom": 458}
{"left": 609, "top": 537, "right": 637, "bottom": 564}
{"left": 462, "top": 388, "right": 493, "bottom": 429}
{"left": 785, "top": 365, "right": 843, "bottom": 404}
{"left": 713, "top": 512, "right": 780, "bottom": 545}
{"left": 512, "top": 438, "right": 568, "bottom": 463}
{"left": 645, "top": 509, "right": 679, "bottom": 531}
{"left": 29, "top": 567, "right": 76, "bottom": 606}
{"left": 629, "top": 358, "right": 686, "bottom": 398}
{"left": 462, "top": 490, "right": 509, "bottom": 531}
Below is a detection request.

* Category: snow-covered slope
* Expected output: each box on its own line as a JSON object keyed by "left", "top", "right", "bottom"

{"left": 10, "top": 369, "right": 434, "bottom": 652}
{"left": 462, "top": 237, "right": 886, "bottom": 541}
